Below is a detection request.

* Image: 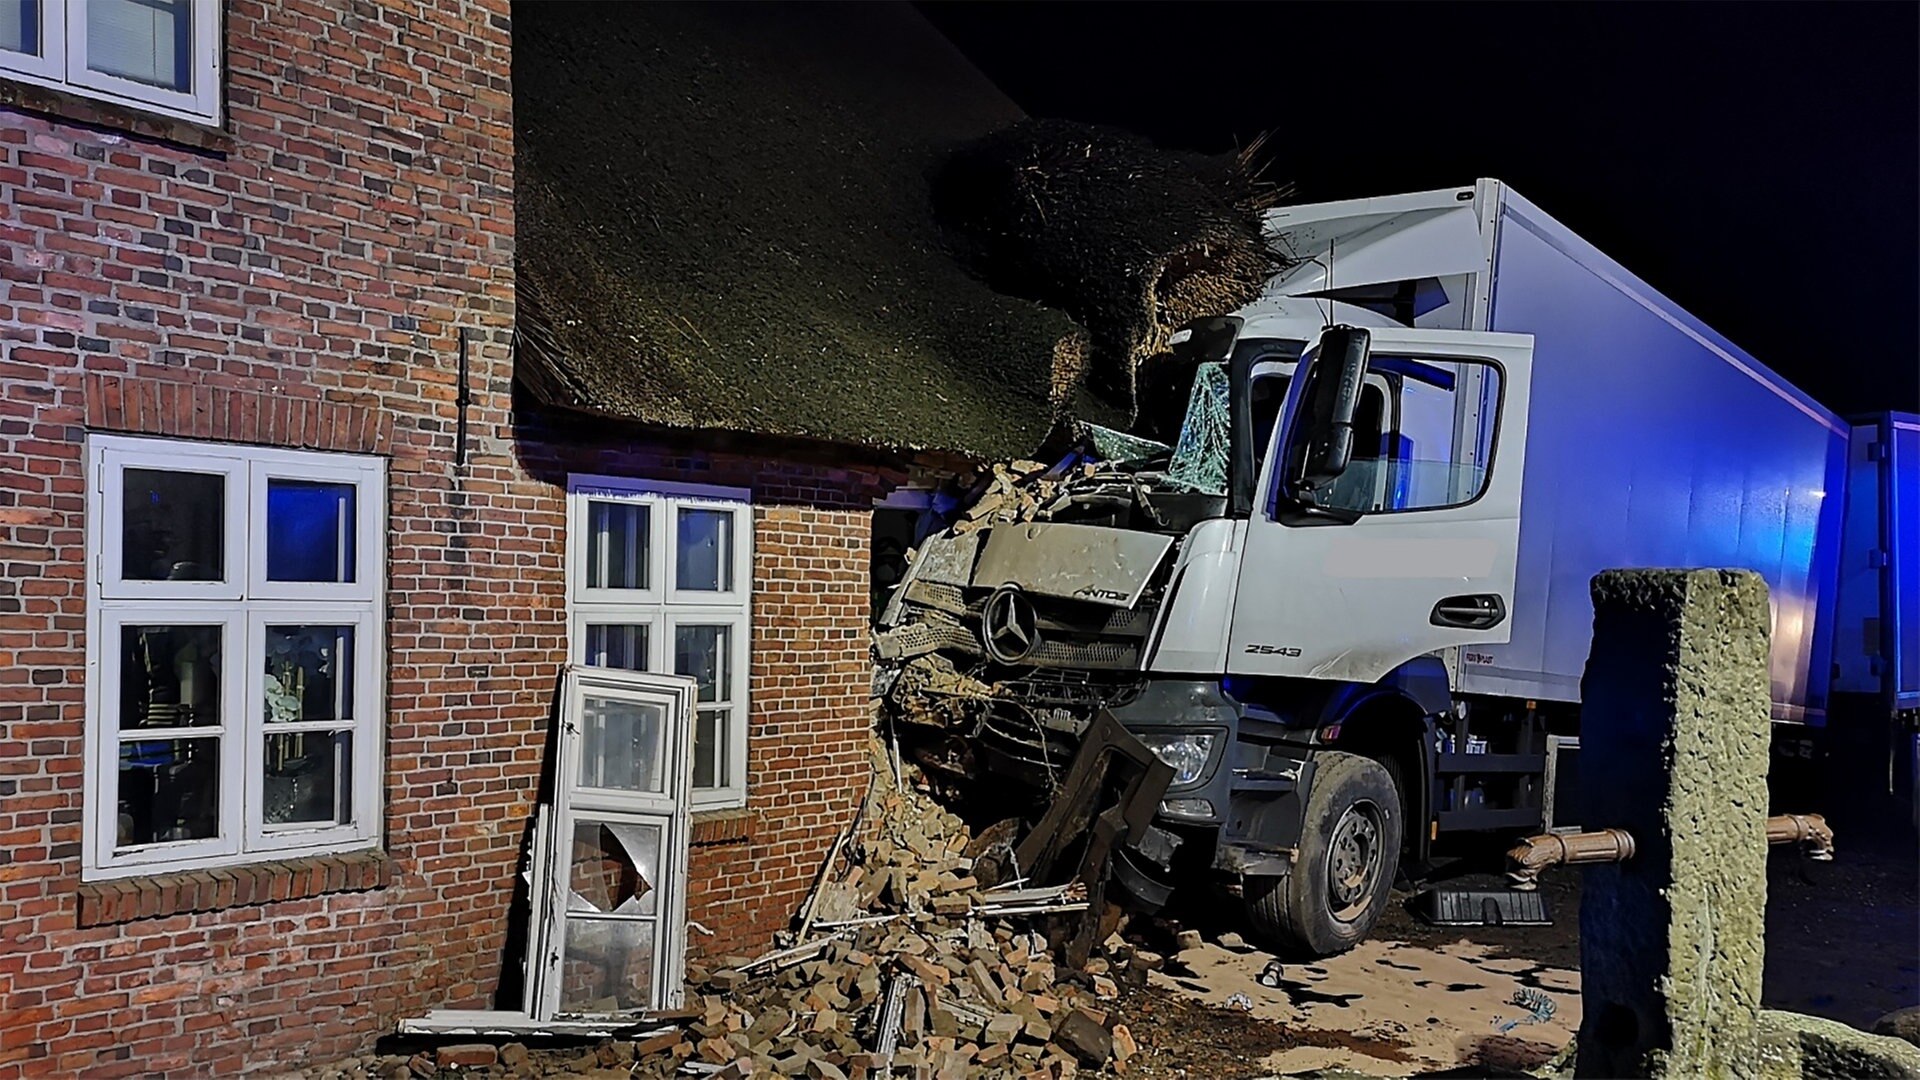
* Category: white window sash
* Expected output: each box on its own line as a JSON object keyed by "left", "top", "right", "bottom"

{"left": 559, "top": 667, "right": 695, "bottom": 819}
{"left": 665, "top": 498, "right": 752, "bottom": 607}
{"left": 663, "top": 608, "right": 750, "bottom": 810}
{"left": 62, "top": 0, "right": 221, "bottom": 125}
{"left": 245, "top": 455, "right": 383, "bottom": 603}
{"left": 88, "top": 605, "right": 245, "bottom": 872}
{"left": 568, "top": 487, "right": 665, "bottom": 608}
{"left": 571, "top": 608, "right": 662, "bottom": 674}
{"left": 241, "top": 605, "right": 380, "bottom": 855}
{"left": 96, "top": 437, "right": 247, "bottom": 602}
{"left": 0, "top": 0, "right": 67, "bottom": 81}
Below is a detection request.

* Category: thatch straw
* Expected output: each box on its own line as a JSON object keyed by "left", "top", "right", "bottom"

{"left": 933, "top": 120, "right": 1291, "bottom": 418}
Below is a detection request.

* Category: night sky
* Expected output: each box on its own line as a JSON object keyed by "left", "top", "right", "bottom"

{"left": 921, "top": 2, "right": 1920, "bottom": 417}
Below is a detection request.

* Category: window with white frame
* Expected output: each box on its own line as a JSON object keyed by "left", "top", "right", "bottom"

{"left": 84, "top": 435, "right": 384, "bottom": 879}
{"left": 1, "top": 0, "right": 222, "bottom": 126}
{"left": 566, "top": 476, "right": 752, "bottom": 810}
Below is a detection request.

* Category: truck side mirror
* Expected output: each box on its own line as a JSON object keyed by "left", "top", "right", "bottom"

{"left": 1288, "top": 325, "right": 1371, "bottom": 491}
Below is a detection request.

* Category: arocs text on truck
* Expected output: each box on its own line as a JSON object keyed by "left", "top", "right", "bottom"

{"left": 878, "top": 179, "right": 1863, "bottom": 958}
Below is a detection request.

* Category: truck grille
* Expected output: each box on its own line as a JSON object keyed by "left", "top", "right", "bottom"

{"left": 888, "top": 580, "right": 1157, "bottom": 671}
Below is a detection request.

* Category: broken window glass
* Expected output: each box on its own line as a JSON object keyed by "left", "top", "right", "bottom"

{"left": 1164, "top": 362, "right": 1232, "bottom": 495}
{"left": 566, "top": 820, "right": 659, "bottom": 916}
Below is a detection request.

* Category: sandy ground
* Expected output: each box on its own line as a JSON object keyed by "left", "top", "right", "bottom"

{"left": 1152, "top": 935, "right": 1578, "bottom": 1076}
{"left": 1124, "top": 834, "right": 1916, "bottom": 1077}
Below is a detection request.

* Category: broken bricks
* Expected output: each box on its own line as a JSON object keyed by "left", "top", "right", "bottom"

{"left": 609, "top": 743, "right": 1144, "bottom": 1080}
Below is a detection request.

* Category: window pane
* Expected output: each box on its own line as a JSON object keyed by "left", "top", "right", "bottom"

{"left": 1308, "top": 359, "right": 1502, "bottom": 515}
{"left": 263, "top": 730, "right": 351, "bottom": 827}
{"left": 576, "top": 694, "right": 664, "bottom": 794}
{"left": 86, "top": 0, "right": 191, "bottom": 91}
{"left": 1, "top": 0, "right": 37, "bottom": 55}
{"left": 266, "top": 480, "right": 357, "bottom": 583}
{"left": 116, "top": 737, "right": 218, "bottom": 846}
{"left": 673, "top": 625, "right": 731, "bottom": 704}
{"left": 567, "top": 820, "right": 659, "bottom": 917}
{"left": 582, "top": 623, "right": 649, "bottom": 672}
{"left": 675, "top": 508, "right": 733, "bottom": 592}
{"left": 693, "top": 707, "right": 728, "bottom": 790}
{"left": 119, "top": 625, "right": 221, "bottom": 729}
{"left": 263, "top": 625, "right": 354, "bottom": 724}
{"left": 122, "top": 468, "right": 223, "bottom": 581}
{"left": 558, "top": 916, "right": 655, "bottom": 1014}
{"left": 585, "top": 501, "right": 649, "bottom": 591}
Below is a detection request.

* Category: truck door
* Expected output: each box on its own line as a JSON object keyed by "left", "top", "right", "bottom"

{"left": 1228, "top": 326, "right": 1534, "bottom": 682}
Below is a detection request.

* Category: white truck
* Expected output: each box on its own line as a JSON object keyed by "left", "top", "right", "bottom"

{"left": 878, "top": 180, "right": 1852, "bottom": 957}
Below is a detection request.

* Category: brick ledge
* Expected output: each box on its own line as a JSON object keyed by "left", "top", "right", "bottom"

{"left": 0, "top": 77, "right": 233, "bottom": 153}
{"left": 76, "top": 850, "right": 392, "bottom": 927}
{"left": 690, "top": 808, "right": 756, "bottom": 847}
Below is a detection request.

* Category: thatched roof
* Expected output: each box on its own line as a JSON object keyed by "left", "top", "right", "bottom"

{"left": 933, "top": 121, "right": 1287, "bottom": 416}
{"left": 512, "top": 2, "right": 1085, "bottom": 460}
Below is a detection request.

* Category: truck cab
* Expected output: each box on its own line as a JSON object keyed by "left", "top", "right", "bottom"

{"left": 877, "top": 180, "right": 1846, "bottom": 957}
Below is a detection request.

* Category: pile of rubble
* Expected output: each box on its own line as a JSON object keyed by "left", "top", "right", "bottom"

{"left": 625, "top": 744, "right": 1165, "bottom": 1079}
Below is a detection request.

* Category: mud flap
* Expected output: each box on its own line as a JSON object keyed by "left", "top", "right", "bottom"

{"left": 1013, "top": 711, "right": 1175, "bottom": 967}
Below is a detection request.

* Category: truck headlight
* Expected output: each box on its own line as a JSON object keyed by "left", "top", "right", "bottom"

{"left": 1139, "top": 733, "right": 1215, "bottom": 787}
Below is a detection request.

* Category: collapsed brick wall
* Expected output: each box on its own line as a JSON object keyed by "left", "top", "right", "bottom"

{"left": 0, "top": 4, "right": 900, "bottom": 1076}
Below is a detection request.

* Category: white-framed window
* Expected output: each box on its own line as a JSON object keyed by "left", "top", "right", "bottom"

{"left": 84, "top": 434, "right": 384, "bottom": 879}
{"left": 566, "top": 475, "right": 752, "bottom": 810}
{"left": 0, "top": 0, "right": 222, "bottom": 126}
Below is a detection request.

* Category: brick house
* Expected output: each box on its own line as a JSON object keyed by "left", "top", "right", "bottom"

{"left": 0, "top": 1, "right": 1071, "bottom": 1074}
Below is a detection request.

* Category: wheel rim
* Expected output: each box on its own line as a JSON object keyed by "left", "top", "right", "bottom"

{"left": 1325, "top": 799, "right": 1384, "bottom": 923}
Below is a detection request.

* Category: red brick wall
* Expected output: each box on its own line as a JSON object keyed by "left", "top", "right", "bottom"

{"left": 0, "top": 0, "right": 517, "bottom": 1073}
{"left": 511, "top": 413, "right": 904, "bottom": 968}
{"left": 0, "top": 3, "right": 895, "bottom": 1076}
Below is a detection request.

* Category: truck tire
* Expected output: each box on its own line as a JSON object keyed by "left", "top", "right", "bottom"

{"left": 1244, "top": 751, "right": 1402, "bottom": 958}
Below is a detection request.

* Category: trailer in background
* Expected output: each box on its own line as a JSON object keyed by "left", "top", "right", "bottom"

{"left": 1828, "top": 412, "right": 1920, "bottom": 828}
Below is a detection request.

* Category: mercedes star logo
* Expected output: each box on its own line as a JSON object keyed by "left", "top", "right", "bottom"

{"left": 981, "top": 585, "right": 1041, "bottom": 664}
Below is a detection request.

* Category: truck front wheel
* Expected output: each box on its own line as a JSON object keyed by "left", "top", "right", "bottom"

{"left": 1244, "top": 751, "right": 1402, "bottom": 958}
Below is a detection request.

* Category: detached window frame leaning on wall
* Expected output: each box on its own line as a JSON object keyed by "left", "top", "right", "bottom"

{"left": 82, "top": 434, "right": 385, "bottom": 879}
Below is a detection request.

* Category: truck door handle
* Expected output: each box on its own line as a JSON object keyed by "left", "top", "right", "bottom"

{"left": 1431, "top": 594, "right": 1507, "bottom": 630}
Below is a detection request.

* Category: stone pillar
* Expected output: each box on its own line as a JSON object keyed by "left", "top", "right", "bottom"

{"left": 1575, "top": 569, "right": 1773, "bottom": 1080}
